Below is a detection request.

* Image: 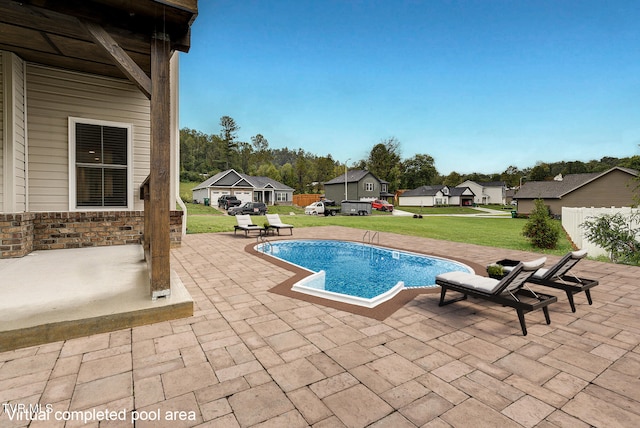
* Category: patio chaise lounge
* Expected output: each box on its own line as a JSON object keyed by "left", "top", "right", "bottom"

{"left": 234, "top": 214, "right": 264, "bottom": 237}
{"left": 497, "top": 250, "right": 597, "bottom": 313}
{"left": 530, "top": 250, "right": 598, "bottom": 312}
{"left": 266, "top": 214, "right": 294, "bottom": 235}
{"left": 436, "top": 257, "right": 557, "bottom": 336}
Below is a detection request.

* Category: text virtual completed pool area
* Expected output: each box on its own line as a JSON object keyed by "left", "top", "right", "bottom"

{"left": 256, "top": 240, "right": 472, "bottom": 308}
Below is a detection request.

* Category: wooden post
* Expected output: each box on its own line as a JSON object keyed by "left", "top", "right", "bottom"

{"left": 149, "top": 32, "right": 172, "bottom": 299}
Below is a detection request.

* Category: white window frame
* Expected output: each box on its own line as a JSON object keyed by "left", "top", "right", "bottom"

{"left": 68, "top": 117, "right": 133, "bottom": 211}
{"left": 276, "top": 192, "right": 288, "bottom": 202}
{"left": 365, "top": 182, "right": 375, "bottom": 192}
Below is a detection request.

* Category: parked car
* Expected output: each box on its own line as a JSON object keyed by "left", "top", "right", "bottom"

{"left": 371, "top": 199, "right": 394, "bottom": 212}
{"left": 227, "top": 202, "right": 267, "bottom": 216}
{"left": 217, "top": 195, "right": 242, "bottom": 210}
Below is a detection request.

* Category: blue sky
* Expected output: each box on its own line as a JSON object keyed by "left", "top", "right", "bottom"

{"left": 179, "top": 0, "right": 640, "bottom": 175}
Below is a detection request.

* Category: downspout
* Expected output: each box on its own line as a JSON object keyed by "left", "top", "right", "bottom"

{"left": 171, "top": 52, "right": 187, "bottom": 235}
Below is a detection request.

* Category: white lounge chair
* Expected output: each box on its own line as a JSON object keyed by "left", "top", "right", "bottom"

{"left": 266, "top": 214, "right": 293, "bottom": 235}
{"left": 234, "top": 214, "right": 264, "bottom": 237}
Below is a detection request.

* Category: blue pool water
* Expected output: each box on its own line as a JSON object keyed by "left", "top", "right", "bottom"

{"left": 257, "top": 240, "right": 472, "bottom": 300}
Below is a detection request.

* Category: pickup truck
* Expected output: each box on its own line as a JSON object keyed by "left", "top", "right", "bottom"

{"left": 217, "top": 195, "right": 242, "bottom": 210}
{"left": 304, "top": 201, "right": 340, "bottom": 216}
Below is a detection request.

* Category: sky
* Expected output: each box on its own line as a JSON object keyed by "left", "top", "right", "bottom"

{"left": 179, "top": 0, "right": 640, "bottom": 175}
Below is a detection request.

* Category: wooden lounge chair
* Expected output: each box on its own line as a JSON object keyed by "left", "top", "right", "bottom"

{"left": 234, "top": 214, "right": 264, "bottom": 237}
{"left": 527, "top": 250, "right": 597, "bottom": 312}
{"left": 436, "top": 257, "right": 557, "bottom": 336}
{"left": 266, "top": 214, "right": 294, "bottom": 235}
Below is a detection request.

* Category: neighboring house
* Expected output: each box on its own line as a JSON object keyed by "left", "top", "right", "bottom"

{"left": 323, "top": 170, "right": 389, "bottom": 202}
{"left": 193, "top": 169, "right": 294, "bottom": 206}
{"left": 0, "top": 0, "right": 198, "bottom": 304}
{"left": 458, "top": 180, "right": 506, "bottom": 205}
{"left": 514, "top": 167, "right": 639, "bottom": 216}
{"left": 399, "top": 185, "right": 475, "bottom": 207}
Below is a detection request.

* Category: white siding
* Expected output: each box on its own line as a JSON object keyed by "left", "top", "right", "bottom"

{"left": 1, "top": 52, "right": 27, "bottom": 213}
{"left": 26, "top": 64, "right": 150, "bottom": 211}
{"left": 399, "top": 196, "right": 435, "bottom": 207}
{"left": 12, "top": 55, "right": 26, "bottom": 212}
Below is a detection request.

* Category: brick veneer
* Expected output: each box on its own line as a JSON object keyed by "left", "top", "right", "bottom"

{"left": 0, "top": 210, "right": 183, "bottom": 258}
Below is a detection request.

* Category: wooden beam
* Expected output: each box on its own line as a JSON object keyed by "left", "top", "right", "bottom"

{"left": 149, "top": 32, "right": 172, "bottom": 298}
{"left": 82, "top": 20, "right": 152, "bottom": 99}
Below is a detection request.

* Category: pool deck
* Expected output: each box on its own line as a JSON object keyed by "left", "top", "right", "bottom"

{"left": 1, "top": 226, "right": 639, "bottom": 427}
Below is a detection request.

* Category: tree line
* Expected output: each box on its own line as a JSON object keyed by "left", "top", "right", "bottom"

{"left": 181, "top": 116, "right": 640, "bottom": 194}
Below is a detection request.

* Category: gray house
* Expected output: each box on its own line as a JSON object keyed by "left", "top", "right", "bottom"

{"left": 193, "top": 169, "right": 294, "bottom": 206}
{"left": 323, "top": 170, "right": 389, "bottom": 202}
{"left": 514, "top": 167, "right": 639, "bottom": 216}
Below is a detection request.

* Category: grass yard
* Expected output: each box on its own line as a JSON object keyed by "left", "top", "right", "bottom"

{"left": 178, "top": 181, "right": 572, "bottom": 255}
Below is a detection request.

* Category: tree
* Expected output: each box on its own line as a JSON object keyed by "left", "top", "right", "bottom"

{"left": 400, "top": 154, "right": 438, "bottom": 189}
{"left": 522, "top": 199, "right": 560, "bottom": 249}
{"left": 367, "top": 137, "right": 402, "bottom": 190}
{"left": 580, "top": 213, "right": 640, "bottom": 265}
{"left": 443, "top": 171, "right": 462, "bottom": 187}
{"left": 500, "top": 166, "right": 521, "bottom": 188}
{"left": 367, "top": 138, "right": 401, "bottom": 178}
{"left": 251, "top": 134, "right": 271, "bottom": 167}
{"left": 529, "top": 162, "right": 551, "bottom": 181}
{"left": 219, "top": 116, "right": 239, "bottom": 169}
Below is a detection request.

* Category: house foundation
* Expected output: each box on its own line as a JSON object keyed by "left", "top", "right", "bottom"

{"left": 0, "top": 211, "right": 183, "bottom": 259}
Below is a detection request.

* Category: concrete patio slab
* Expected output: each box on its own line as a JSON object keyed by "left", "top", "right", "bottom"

{"left": 0, "top": 226, "right": 639, "bottom": 427}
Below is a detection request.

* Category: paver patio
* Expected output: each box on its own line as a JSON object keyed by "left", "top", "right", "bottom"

{"left": 1, "top": 226, "right": 639, "bottom": 427}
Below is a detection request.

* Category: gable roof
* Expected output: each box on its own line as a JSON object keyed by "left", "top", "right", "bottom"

{"left": 193, "top": 169, "right": 293, "bottom": 191}
{"left": 515, "top": 167, "right": 638, "bottom": 199}
{"left": 401, "top": 185, "right": 475, "bottom": 197}
{"left": 401, "top": 185, "right": 447, "bottom": 197}
{"left": 324, "top": 169, "right": 381, "bottom": 185}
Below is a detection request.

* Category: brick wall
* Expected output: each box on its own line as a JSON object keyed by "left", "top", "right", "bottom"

{"left": 0, "top": 213, "right": 36, "bottom": 258}
{"left": 0, "top": 211, "right": 183, "bottom": 258}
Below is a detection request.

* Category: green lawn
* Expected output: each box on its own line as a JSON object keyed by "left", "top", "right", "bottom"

{"left": 178, "top": 181, "right": 572, "bottom": 255}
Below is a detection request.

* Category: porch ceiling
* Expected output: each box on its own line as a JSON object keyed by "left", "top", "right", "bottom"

{"left": 0, "top": 0, "right": 197, "bottom": 79}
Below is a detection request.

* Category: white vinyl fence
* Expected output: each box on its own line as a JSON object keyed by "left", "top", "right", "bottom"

{"left": 562, "top": 207, "right": 640, "bottom": 258}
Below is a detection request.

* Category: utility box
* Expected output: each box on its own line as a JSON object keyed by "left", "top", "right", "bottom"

{"left": 341, "top": 200, "right": 371, "bottom": 216}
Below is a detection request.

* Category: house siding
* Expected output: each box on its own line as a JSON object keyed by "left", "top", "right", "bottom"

{"left": 325, "top": 172, "right": 380, "bottom": 202}
{"left": 26, "top": 64, "right": 151, "bottom": 212}
{"left": 0, "top": 51, "right": 28, "bottom": 213}
{"left": 518, "top": 170, "right": 638, "bottom": 216}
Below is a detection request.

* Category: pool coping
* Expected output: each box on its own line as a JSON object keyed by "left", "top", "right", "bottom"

{"left": 245, "top": 238, "right": 486, "bottom": 320}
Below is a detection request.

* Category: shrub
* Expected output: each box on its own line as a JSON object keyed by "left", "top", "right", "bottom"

{"left": 522, "top": 199, "right": 560, "bottom": 249}
{"left": 580, "top": 212, "right": 640, "bottom": 265}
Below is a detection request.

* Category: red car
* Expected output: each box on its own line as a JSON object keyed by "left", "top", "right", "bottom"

{"left": 371, "top": 199, "right": 394, "bottom": 212}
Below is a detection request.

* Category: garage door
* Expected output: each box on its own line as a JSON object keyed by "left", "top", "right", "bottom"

{"left": 235, "top": 191, "right": 252, "bottom": 204}
{"left": 210, "top": 191, "right": 225, "bottom": 206}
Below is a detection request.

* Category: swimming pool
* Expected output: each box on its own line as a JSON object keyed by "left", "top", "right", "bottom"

{"left": 255, "top": 240, "right": 473, "bottom": 308}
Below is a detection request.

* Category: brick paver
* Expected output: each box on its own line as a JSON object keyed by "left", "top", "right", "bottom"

{"left": 1, "top": 226, "right": 639, "bottom": 427}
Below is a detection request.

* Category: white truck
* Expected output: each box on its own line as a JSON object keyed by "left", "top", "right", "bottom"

{"left": 304, "top": 201, "right": 340, "bottom": 216}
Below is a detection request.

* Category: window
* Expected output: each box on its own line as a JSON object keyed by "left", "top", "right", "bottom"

{"left": 365, "top": 182, "right": 374, "bottom": 192}
{"left": 276, "top": 192, "right": 289, "bottom": 202}
{"left": 69, "top": 118, "right": 132, "bottom": 209}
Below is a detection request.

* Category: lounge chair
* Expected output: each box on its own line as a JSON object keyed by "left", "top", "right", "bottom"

{"left": 234, "top": 214, "right": 264, "bottom": 237}
{"left": 266, "top": 214, "right": 294, "bottom": 235}
{"left": 436, "top": 257, "right": 557, "bottom": 336}
{"left": 520, "top": 250, "right": 597, "bottom": 313}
